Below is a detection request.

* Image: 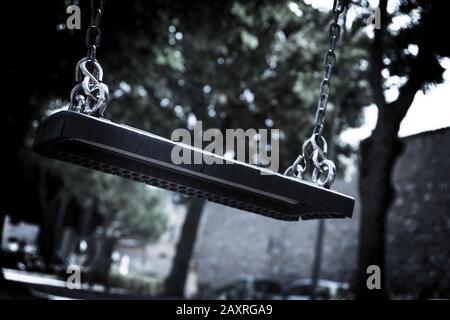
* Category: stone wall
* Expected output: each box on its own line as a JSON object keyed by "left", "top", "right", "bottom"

{"left": 387, "top": 127, "right": 450, "bottom": 298}
{"left": 194, "top": 177, "right": 360, "bottom": 289}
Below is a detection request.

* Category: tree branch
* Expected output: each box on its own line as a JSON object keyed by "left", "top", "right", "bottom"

{"left": 388, "top": 71, "right": 422, "bottom": 126}
{"left": 369, "top": 0, "right": 388, "bottom": 108}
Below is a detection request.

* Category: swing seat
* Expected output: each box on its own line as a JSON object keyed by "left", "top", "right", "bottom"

{"left": 33, "top": 111, "right": 354, "bottom": 221}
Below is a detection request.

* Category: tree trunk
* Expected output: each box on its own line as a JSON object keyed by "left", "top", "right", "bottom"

{"left": 355, "top": 109, "right": 404, "bottom": 299}
{"left": 164, "top": 198, "right": 206, "bottom": 297}
{"left": 310, "top": 220, "right": 325, "bottom": 299}
{"left": 37, "top": 191, "right": 71, "bottom": 267}
{"left": 0, "top": 214, "right": 5, "bottom": 291}
{"left": 353, "top": 0, "right": 425, "bottom": 298}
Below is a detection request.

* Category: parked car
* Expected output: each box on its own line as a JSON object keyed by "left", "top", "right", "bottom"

{"left": 214, "top": 276, "right": 281, "bottom": 300}
{"left": 276, "top": 278, "right": 350, "bottom": 300}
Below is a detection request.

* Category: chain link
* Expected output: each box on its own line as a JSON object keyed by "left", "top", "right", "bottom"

{"left": 86, "top": 0, "right": 105, "bottom": 60}
{"left": 285, "top": 0, "right": 348, "bottom": 188}
{"left": 69, "top": 0, "right": 109, "bottom": 117}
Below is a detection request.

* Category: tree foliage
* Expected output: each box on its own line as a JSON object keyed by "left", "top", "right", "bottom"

{"left": 96, "top": 0, "right": 369, "bottom": 172}
{"left": 47, "top": 162, "right": 168, "bottom": 241}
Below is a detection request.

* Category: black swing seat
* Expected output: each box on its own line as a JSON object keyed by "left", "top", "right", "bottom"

{"left": 33, "top": 111, "right": 354, "bottom": 221}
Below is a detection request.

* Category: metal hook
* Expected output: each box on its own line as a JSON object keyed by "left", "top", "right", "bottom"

{"left": 312, "top": 159, "right": 336, "bottom": 188}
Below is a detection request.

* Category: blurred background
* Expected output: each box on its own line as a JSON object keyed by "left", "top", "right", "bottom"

{"left": 1, "top": 0, "right": 449, "bottom": 300}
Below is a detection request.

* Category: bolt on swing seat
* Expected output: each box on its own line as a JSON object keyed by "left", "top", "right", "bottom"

{"left": 33, "top": 111, "right": 354, "bottom": 221}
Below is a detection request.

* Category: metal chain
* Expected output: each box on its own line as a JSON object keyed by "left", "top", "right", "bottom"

{"left": 86, "top": 0, "right": 105, "bottom": 61}
{"left": 69, "top": 0, "right": 109, "bottom": 117}
{"left": 285, "top": 0, "right": 348, "bottom": 188}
